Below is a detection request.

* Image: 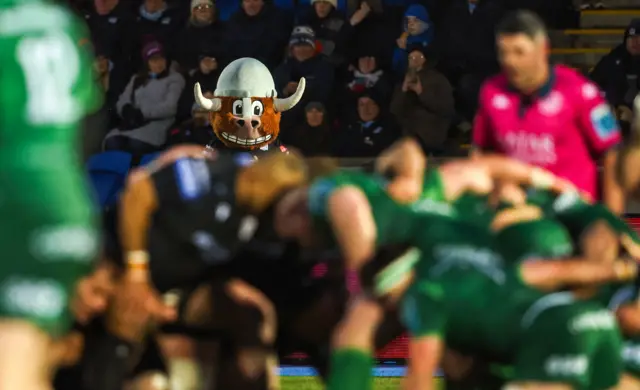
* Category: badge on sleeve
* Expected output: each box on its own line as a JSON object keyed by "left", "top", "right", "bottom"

{"left": 589, "top": 103, "right": 617, "bottom": 139}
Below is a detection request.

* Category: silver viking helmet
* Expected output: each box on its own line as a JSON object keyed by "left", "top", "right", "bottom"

{"left": 194, "top": 57, "right": 306, "bottom": 114}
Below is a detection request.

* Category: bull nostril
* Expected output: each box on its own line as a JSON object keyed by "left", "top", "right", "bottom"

{"left": 236, "top": 119, "right": 245, "bottom": 127}
{"left": 251, "top": 120, "right": 259, "bottom": 128}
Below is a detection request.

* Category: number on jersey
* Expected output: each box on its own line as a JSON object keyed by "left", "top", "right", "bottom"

{"left": 16, "top": 33, "right": 81, "bottom": 125}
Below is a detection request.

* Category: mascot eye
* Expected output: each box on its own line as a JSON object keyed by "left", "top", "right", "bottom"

{"left": 251, "top": 101, "right": 264, "bottom": 116}
{"left": 232, "top": 100, "right": 243, "bottom": 116}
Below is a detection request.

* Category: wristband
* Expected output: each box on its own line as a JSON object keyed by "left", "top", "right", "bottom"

{"left": 530, "top": 168, "right": 555, "bottom": 189}
{"left": 126, "top": 251, "right": 149, "bottom": 281}
{"left": 614, "top": 261, "right": 635, "bottom": 280}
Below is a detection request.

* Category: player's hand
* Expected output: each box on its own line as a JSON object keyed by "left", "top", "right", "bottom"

{"left": 621, "top": 234, "right": 640, "bottom": 260}
{"left": 105, "top": 278, "right": 176, "bottom": 343}
{"left": 71, "top": 262, "right": 116, "bottom": 324}
{"left": 613, "top": 258, "right": 638, "bottom": 281}
{"left": 617, "top": 105, "right": 633, "bottom": 122}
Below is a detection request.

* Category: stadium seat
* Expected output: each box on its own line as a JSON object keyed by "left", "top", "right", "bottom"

{"left": 580, "top": 9, "right": 640, "bottom": 29}
{"left": 86, "top": 151, "right": 132, "bottom": 209}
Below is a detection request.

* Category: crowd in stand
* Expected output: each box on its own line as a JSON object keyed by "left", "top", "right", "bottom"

{"left": 70, "top": 0, "right": 579, "bottom": 158}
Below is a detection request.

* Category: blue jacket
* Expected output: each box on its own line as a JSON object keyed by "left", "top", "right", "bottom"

{"left": 392, "top": 4, "right": 433, "bottom": 75}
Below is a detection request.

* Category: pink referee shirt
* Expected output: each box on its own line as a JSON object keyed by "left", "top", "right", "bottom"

{"left": 473, "top": 65, "right": 621, "bottom": 200}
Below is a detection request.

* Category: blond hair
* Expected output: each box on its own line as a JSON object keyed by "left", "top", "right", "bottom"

{"left": 236, "top": 152, "right": 308, "bottom": 212}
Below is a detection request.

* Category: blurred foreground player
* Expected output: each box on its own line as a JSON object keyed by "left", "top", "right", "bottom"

{"left": 0, "top": 0, "right": 102, "bottom": 388}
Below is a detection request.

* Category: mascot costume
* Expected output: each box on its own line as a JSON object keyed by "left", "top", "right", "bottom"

{"left": 194, "top": 57, "right": 305, "bottom": 156}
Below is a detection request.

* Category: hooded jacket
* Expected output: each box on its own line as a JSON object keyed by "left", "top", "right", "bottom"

{"left": 590, "top": 22, "right": 640, "bottom": 108}
{"left": 392, "top": 4, "right": 433, "bottom": 75}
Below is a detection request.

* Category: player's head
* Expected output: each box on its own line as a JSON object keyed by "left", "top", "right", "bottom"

{"left": 496, "top": 10, "right": 549, "bottom": 92}
{"left": 236, "top": 151, "right": 308, "bottom": 213}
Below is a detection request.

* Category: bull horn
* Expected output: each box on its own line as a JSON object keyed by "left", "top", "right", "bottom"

{"left": 194, "top": 82, "right": 221, "bottom": 111}
{"left": 634, "top": 94, "right": 640, "bottom": 133}
{"left": 274, "top": 77, "right": 306, "bottom": 112}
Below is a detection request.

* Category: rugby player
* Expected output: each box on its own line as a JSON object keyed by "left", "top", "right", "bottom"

{"left": 75, "top": 145, "right": 311, "bottom": 390}
{"left": 0, "top": 0, "right": 104, "bottom": 388}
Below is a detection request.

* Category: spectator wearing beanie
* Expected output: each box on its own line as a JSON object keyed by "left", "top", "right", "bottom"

{"left": 104, "top": 41, "right": 185, "bottom": 154}
{"left": 170, "top": 0, "right": 225, "bottom": 75}
{"left": 274, "top": 26, "right": 335, "bottom": 130}
{"left": 391, "top": 45, "right": 453, "bottom": 155}
{"left": 334, "top": 90, "right": 400, "bottom": 157}
{"left": 285, "top": 102, "right": 334, "bottom": 156}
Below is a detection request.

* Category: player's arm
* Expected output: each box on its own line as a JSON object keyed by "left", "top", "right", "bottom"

{"left": 576, "top": 82, "right": 624, "bottom": 213}
{"left": 327, "top": 186, "right": 377, "bottom": 272}
{"left": 519, "top": 258, "right": 637, "bottom": 291}
{"left": 375, "top": 137, "right": 427, "bottom": 203}
{"left": 119, "top": 144, "right": 210, "bottom": 281}
{"left": 439, "top": 156, "right": 574, "bottom": 202}
{"left": 616, "top": 95, "right": 640, "bottom": 195}
{"left": 616, "top": 303, "right": 640, "bottom": 336}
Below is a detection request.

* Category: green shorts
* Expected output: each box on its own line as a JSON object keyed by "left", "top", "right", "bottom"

{"left": 514, "top": 294, "right": 622, "bottom": 390}
{"left": 0, "top": 200, "right": 98, "bottom": 337}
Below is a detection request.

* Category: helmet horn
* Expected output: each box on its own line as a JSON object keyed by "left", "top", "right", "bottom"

{"left": 194, "top": 82, "right": 221, "bottom": 111}
{"left": 274, "top": 78, "right": 306, "bottom": 112}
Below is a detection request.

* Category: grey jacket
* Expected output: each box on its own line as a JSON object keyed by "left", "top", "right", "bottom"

{"left": 106, "top": 70, "right": 185, "bottom": 147}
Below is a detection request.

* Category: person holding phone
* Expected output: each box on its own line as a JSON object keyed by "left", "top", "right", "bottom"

{"left": 391, "top": 45, "right": 455, "bottom": 156}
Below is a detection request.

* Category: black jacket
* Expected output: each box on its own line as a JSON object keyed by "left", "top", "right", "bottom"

{"left": 590, "top": 43, "right": 640, "bottom": 108}
{"left": 333, "top": 116, "right": 400, "bottom": 158}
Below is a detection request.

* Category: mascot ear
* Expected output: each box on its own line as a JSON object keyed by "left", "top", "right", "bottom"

{"left": 274, "top": 78, "right": 306, "bottom": 112}
{"left": 194, "top": 83, "right": 221, "bottom": 111}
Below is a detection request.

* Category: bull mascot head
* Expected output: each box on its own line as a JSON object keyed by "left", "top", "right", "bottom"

{"left": 194, "top": 57, "right": 306, "bottom": 150}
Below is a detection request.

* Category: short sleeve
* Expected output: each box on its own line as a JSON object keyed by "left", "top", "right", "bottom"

{"left": 574, "top": 81, "right": 621, "bottom": 156}
{"left": 472, "top": 83, "right": 496, "bottom": 151}
{"left": 400, "top": 282, "right": 446, "bottom": 339}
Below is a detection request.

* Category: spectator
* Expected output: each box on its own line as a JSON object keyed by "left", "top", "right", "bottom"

{"left": 93, "top": 42, "right": 129, "bottom": 130}
{"left": 392, "top": 4, "right": 433, "bottom": 76}
{"left": 390, "top": 46, "right": 454, "bottom": 155}
{"left": 171, "top": 0, "right": 225, "bottom": 74}
{"left": 590, "top": 19, "right": 640, "bottom": 127}
{"left": 437, "top": 0, "right": 504, "bottom": 121}
{"left": 166, "top": 95, "right": 215, "bottom": 147}
{"left": 285, "top": 102, "right": 334, "bottom": 155}
{"left": 340, "top": 53, "right": 392, "bottom": 119}
{"left": 297, "top": 0, "right": 367, "bottom": 67}
{"left": 132, "top": 0, "right": 183, "bottom": 68}
{"left": 274, "top": 26, "right": 335, "bottom": 128}
{"left": 104, "top": 41, "right": 185, "bottom": 154}
{"left": 176, "top": 47, "right": 222, "bottom": 122}
{"left": 223, "top": 0, "right": 291, "bottom": 69}
{"left": 84, "top": 0, "right": 136, "bottom": 72}
{"left": 334, "top": 91, "right": 399, "bottom": 157}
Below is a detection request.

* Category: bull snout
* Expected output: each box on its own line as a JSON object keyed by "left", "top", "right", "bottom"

{"left": 234, "top": 117, "right": 261, "bottom": 130}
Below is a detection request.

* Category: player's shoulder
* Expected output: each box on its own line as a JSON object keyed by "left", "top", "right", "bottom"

{"left": 554, "top": 65, "right": 601, "bottom": 101}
